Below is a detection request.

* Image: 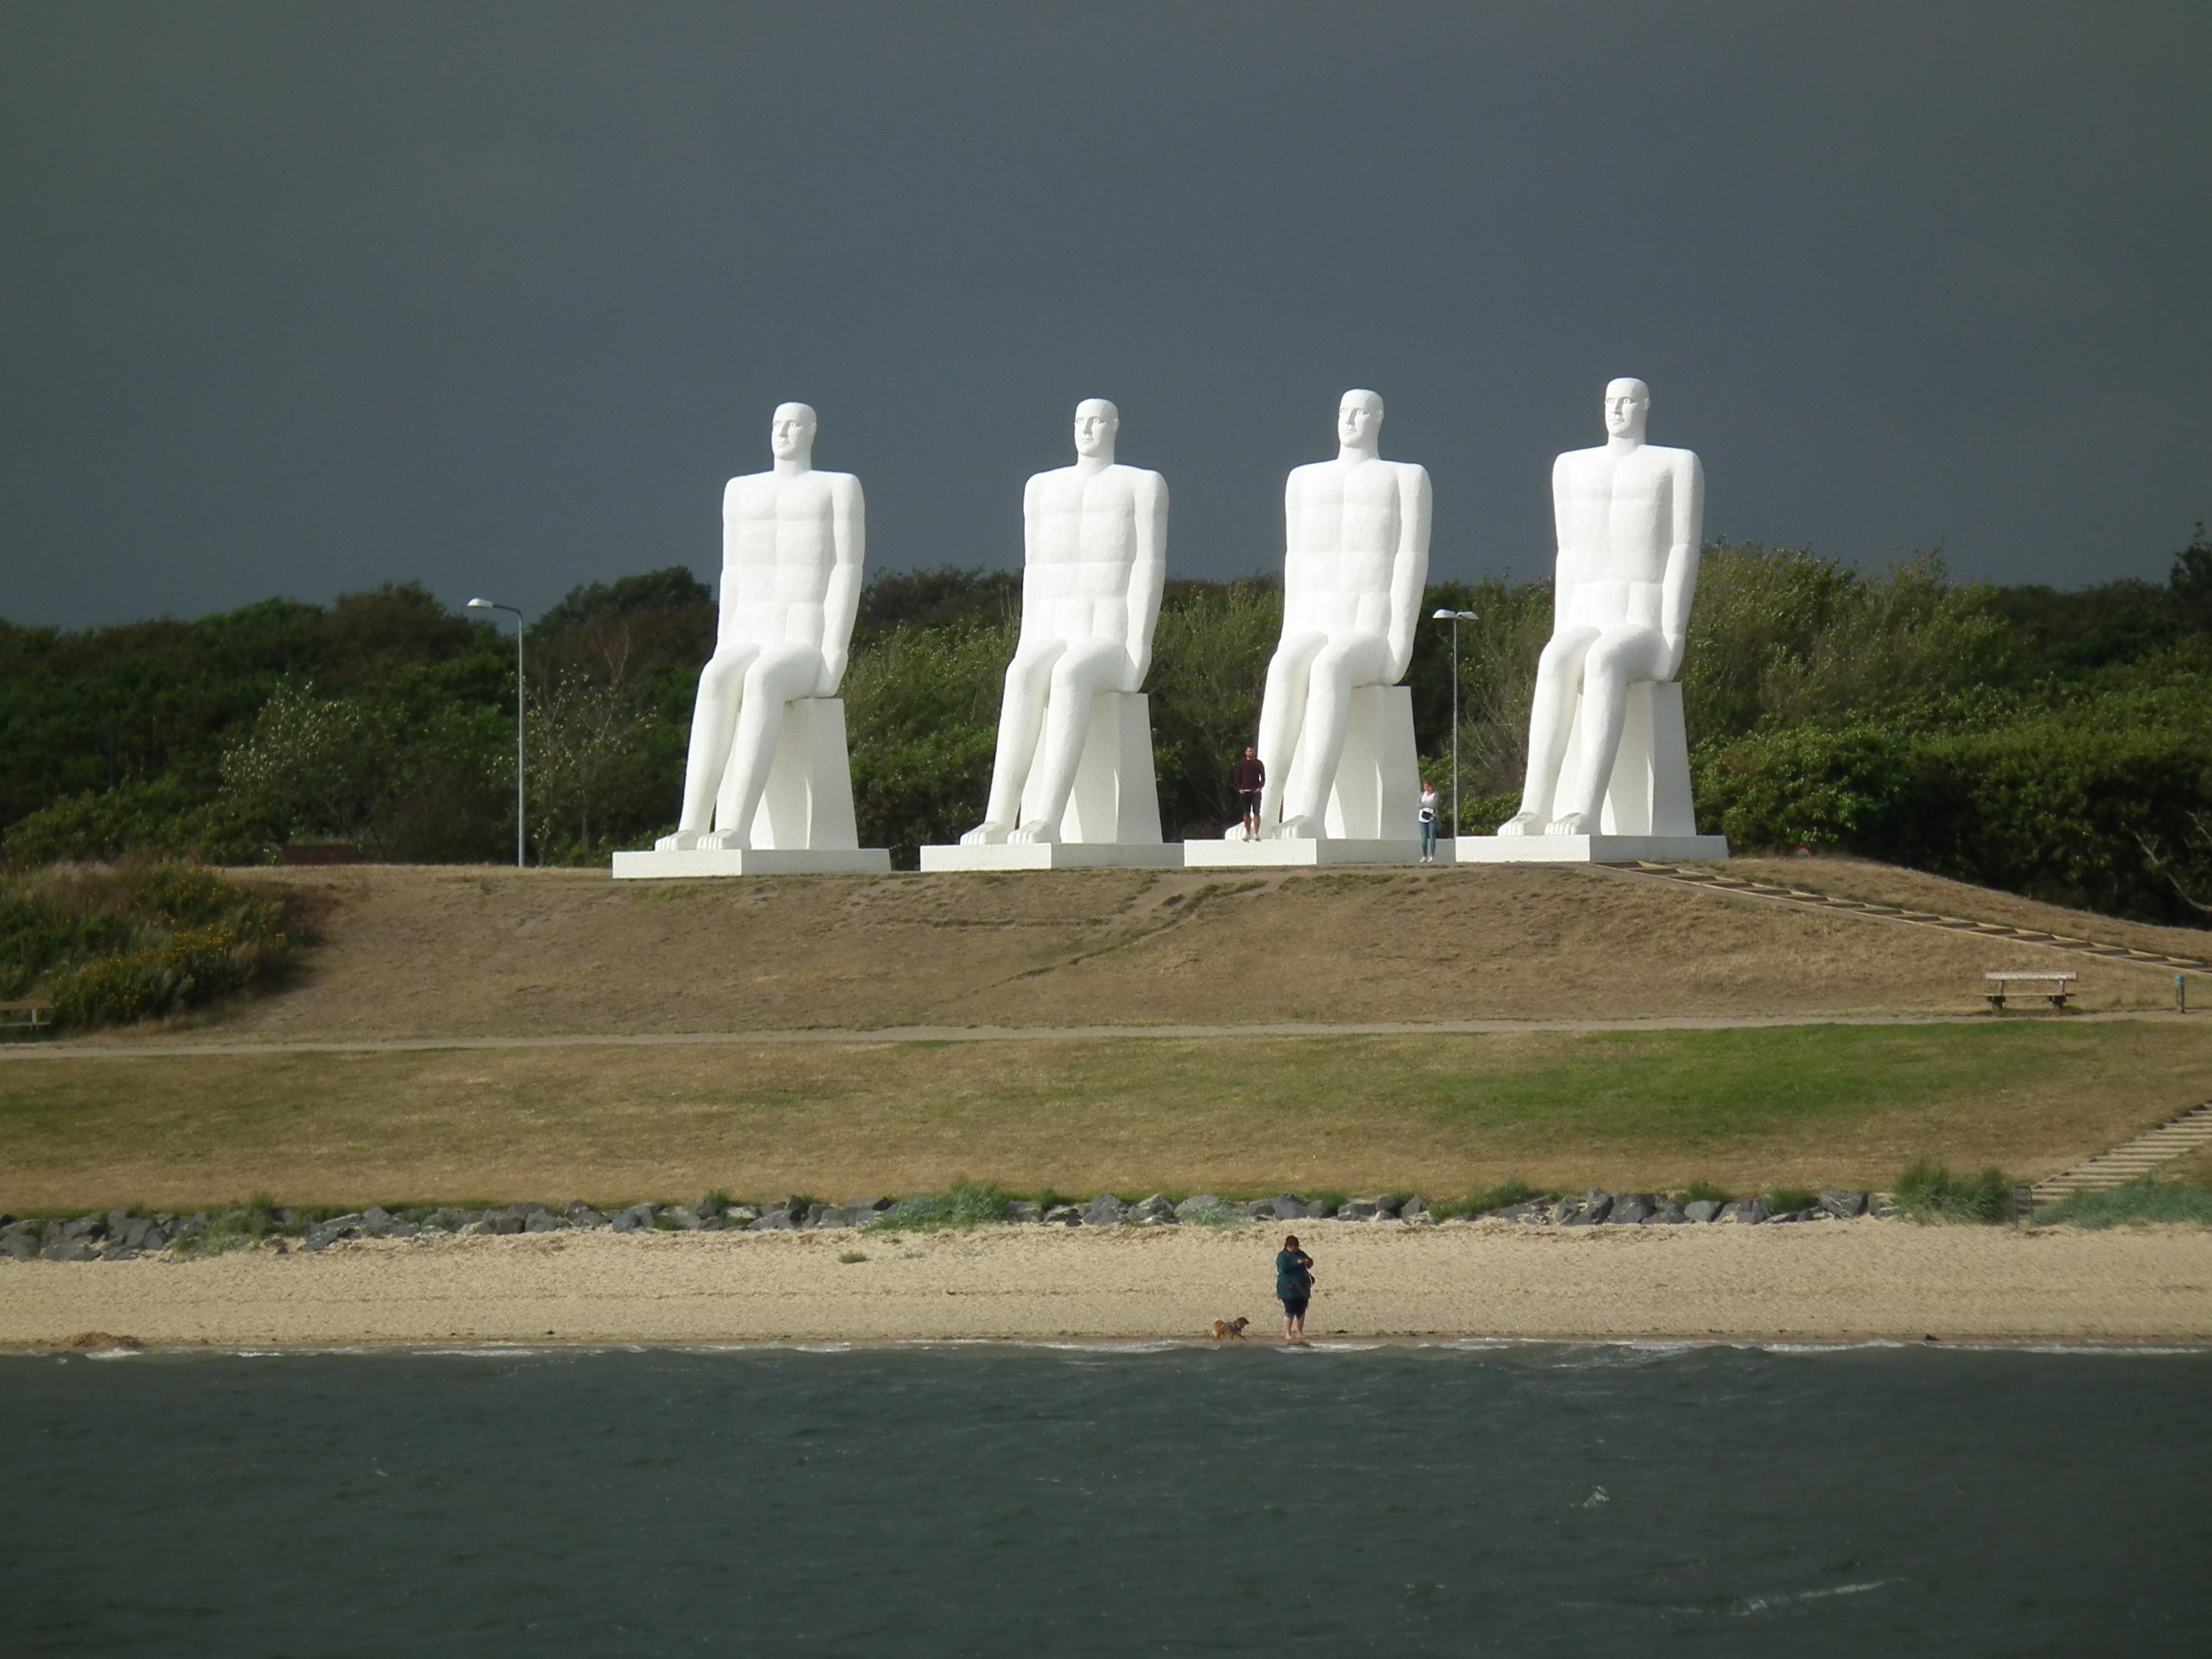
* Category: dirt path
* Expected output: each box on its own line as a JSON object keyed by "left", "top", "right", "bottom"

{"left": 3, "top": 1008, "right": 2187, "bottom": 1061}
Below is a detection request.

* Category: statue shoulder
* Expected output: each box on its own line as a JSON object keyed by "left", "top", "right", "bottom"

{"left": 1112, "top": 463, "right": 1168, "bottom": 498}
{"left": 1647, "top": 444, "right": 1703, "bottom": 475}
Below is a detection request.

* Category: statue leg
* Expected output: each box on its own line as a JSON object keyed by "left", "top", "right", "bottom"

{"left": 1256, "top": 632, "right": 1324, "bottom": 832}
{"left": 714, "top": 645, "right": 826, "bottom": 848}
{"left": 1279, "top": 633, "right": 1391, "bottom": 832}
{"left": 1498, "top": 627, "right": 1596, "bottom": 836}
{"left": 1010, "top": 640, "right": 1126, "bottom": 843}
{"left": 663, "top": 643, "right": 759, "bottom": 847}
{"left": 964, "top": 642, "right": 1064, "bottom": 843}
{"left": 1552, "top": 626, "right": 1671, "bottom": 833}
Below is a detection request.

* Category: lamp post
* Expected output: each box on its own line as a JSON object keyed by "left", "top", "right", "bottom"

{"left": 1430, "top": 608, "right": 1479, "bottom": 837}
{"left": 467, "top": 598, "right": 527, "bottom": 867}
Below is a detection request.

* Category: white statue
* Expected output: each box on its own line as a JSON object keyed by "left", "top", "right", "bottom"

{"left": 1254, "top": 389, "right": 1430, "bottom": 838}
{"left": 1498, "top": 378, "right": 1704, "bottom": 837}
{"left": 959, "top": 398, "right": 1167, "bottom": 846}
{"left": 657, "top": 402, "right": 863, "bottom": 851}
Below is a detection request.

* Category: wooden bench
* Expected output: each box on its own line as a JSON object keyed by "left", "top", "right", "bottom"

{"left": 1985, "top": 972, "right": 2076, "bottom": 1010}
{"left": 0, "top": 1000, "right": 55, "bottom": 1034}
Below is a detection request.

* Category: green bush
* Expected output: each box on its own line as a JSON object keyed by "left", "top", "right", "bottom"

{"left": 0, "top": 862, "right": 297, "bottom": 1029}
{"left": 1432, "top": 1177, "right": 1537, "bottom": 1219}
{"left": 2034, "top": 1177, "right": 2212, "bottom": 1229}
{"left": 1892, "top": 1158, "right": 2013, "bottom": 1224}
{"left": 873, "top": 1180, "right": 1013, "bottom": 1232}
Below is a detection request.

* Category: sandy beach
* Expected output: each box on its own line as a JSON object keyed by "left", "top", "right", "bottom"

{"left": 4, "top": 1220, "right": 2210, "bottom": 1349}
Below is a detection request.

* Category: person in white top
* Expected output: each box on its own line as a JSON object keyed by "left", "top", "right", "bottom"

{"left": 1418, "top": 779, "right": 1439, "bottom": 862}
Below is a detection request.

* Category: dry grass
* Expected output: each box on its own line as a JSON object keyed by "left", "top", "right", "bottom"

{"left": 6, "top": 1021, "right": 2207, "bottom": 1212}
{"left": 85, "top": 860, "right": 2180, "bottom": 1047}
{"left": 1728, "top": 856, "right": 2212, "bottom": 961}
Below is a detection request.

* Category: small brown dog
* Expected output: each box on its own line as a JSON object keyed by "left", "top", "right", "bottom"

{"left": 1210, "top": 1317, "right": 1250, "bottom": 1341}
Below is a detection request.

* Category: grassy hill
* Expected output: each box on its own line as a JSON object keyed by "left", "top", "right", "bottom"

{"left": 2, "top": 857, "right": 2204, "bottom": 1212}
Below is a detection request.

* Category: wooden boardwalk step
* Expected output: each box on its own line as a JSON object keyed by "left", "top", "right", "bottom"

{"left": 2029, "top": 1101, "right": 2212, "bottom": 1205}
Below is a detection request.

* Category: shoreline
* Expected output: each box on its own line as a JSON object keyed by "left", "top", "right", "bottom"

{"left": 5, "top": 1221, "right": 2211, "bottom": 1349}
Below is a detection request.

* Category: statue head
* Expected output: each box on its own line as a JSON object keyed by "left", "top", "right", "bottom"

{"left": 771, "top": 402, "right": 818, "bottom": 463}
{"left": 1603, "top": 379, "right": 1650, "bottom": 443}
{"left": 1337, "top": 389, "right": 1384, "bottom": 452}
{"left": 1073, "top": 398, "right": 1119, "bottom": 461}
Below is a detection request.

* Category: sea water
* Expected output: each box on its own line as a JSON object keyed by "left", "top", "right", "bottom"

{"left": 4, "top": 1342, "right": 2207, "bottom": 1655}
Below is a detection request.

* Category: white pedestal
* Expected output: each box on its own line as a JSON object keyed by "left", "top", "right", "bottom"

{"left": 1452, "top": 833, "right": 1727, "bottom": 865}
{"left": 920, "top": 842, "right": 1184, "bottom": 872}
{"left": 612, "top": 698, "right": 890, "bottom": 880}
{"left": 1183, "top": 837, "right": 1436, "bottom": 870}
{"left": 920, "top": 691, "right": 1173, "bottom": 871}
{"left": 1552, "top": 680, "right": 1701, "bottom": 837}
{"left": 613, "top": 846, "right": 892, "bottom": 879}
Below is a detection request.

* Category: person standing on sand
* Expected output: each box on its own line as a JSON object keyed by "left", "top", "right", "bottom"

{"left": 1276, "top": 1234, "right": 1315, "bottom": 1341}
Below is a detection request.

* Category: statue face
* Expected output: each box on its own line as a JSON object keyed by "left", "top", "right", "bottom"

{"left": 1073, "top": 400, "right": 1119, "bottom": 458}
{"left": 771, "top": 403, "right": 817, "bottom": 460}
{"left": 1603, "top": 380, "right": 1649, "bottom": 439}
{"left": 1337, "top": 391, "right": 1384, "bottom": 449}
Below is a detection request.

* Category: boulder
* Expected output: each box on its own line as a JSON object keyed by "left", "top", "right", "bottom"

{"left": 44, "top": 1238, "right": 99, "bottom": 1262}
{"left": 610, "top": 1203, "right": 659, "bottom": 1235}
{"left": 1006, "top": 1200, "right": 1042, "bottom": 1224}
{"left": 1042, "top": 1204, "right": 1083, "bottom": 1226}
{"left": 1, "top": 1233, "right": 39, "bottom": 1262}
{"left": 1682, "top": 1199, "right": 1723, "bottom": 1224}
{"left": 361, "top": 1206, "right": 395, "bottom": 1238}
{"left": 107, "top": 1209, "right": 135, "bottom": 1239}
{"left": 565, "top": 1204, "right": 609, "bottom": 1230}
{"left": 1607, "top": 1195, "right": 1655, "bottom": 1226}
{"left": 101, "top": 1245, "right": 141, "bottom": 1261}
{"left": 810, "top": 1207, "right": 855, "bottom": 1230}
{"left": 1560, "top": 1191, "right": 1614, "bottom": 1227}
{"left": 1401, "top": 1197, "right": 1429, "bottom": 1218}
{"left": 723, "top": 1205, "right": 758, "bottom": 1226}
{"left": 843, "top": 1197, "right": 894, "bottom": 1217}
{"left": 1818, "top": 1189, "right": 1868, "bottom": 1219}
{"left": 523, "top": 1212, "right": 563, "bottom": 1233}
{"left": 1644, "top": 1201, "right": 1690, "bottom": 1225}
{"left": 1081, "top": 1194, "right": 1130, "bottom": 1227}
{"left": 1173, "top": 1195, "right": 1224, "bottom": 1221}
{"left": 748, "top": 1207, "right": 797, "bottom": 1231}
{"left": 1303, "top": 1201, "right": 1338, "bottom": 1219}
{"left": 1131, "top": 1194, "right": 1177, "bottom": 1224}
{"left": 60, "top": 1218, "right": 99, "bottom": 1242}
{"left": 1338, "top": 1199, "right": 1380, "bottom": 1222}
{"left": 427, "top": 1207, "right": 477, "bottom": 1231}
{"left": 1720, "top": 1197, "right": 1771, "bottom": 1225}
{"left": 1270, "top": 1195, "right": 1306, "bottom": 1221}
{"left": 661, "top": 1207, "right": 706, "bottom": 1230}
{"left": 1494, "top": 1201, "right": 1550, "bottom": 1225}
{"left": 1373, "top": 1195, "right": 1405, "bottom": 1218}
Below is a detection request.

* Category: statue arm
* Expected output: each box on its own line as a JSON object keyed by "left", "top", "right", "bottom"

{"left": 1124, "top": 472, "right": 1167, "bottom": 688}
{"left": 1659, "top": 451, "right": 1704, "bottom": 680}
{"left": 1549, "top": 453, "right": 1579, "bottom": 641}
{"left": 817, "top": 477, "right": 865, "bottom": 694}
{"left": 1017, "top": 474, "right": 1048, "bottom": 652}
{"left": 1384, "top": 465, "right": 1432, "bottom": 682}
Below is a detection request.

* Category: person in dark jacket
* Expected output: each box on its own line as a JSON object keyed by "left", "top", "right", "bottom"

{"left": 1276, "top": 1234, "right": 1315, "bottom": 1341}
{"left": 1235, "top": 746, "right": 1265, "bottom": 840}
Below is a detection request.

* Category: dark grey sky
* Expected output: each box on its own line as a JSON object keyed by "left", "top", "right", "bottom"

{"left": 5, "top": 1, "right": 2207, "bottom": 628}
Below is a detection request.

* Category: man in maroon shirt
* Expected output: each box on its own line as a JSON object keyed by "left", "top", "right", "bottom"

{"left": 1233, "top": 746, "right": 1265, "bottom": 840}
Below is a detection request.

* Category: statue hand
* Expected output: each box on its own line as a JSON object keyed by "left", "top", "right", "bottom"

{"left": 1660, "top": 635, "right": 1686, "bottom": 680}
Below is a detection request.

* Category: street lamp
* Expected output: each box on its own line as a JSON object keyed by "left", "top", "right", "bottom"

{"left": 467, "top": 597, "right": 527, "bottom": 867}
{"left": 1430, "top": 608, "right": 1479, "bottom": 838}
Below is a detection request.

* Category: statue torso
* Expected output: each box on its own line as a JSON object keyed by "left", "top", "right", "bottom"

{"left": 720, "top": 468, "right": 854, "bottom": 649}
{"left": 1023, "top": 463, "right": 1159, "bottom": 645}
{"left": 1557, "top": 443, "right": 1689, "bottom": 629}
{"left": 1283, "top": 456, "right": 1419, "bottom": 638}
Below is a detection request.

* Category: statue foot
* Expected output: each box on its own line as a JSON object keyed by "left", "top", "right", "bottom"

{"left": 654, "top": 830, "right": 707, "bottom": 852}
{"left": 1493, "top": 812, "right": 1545, "bottom": 839}
{"left": 1005, "top": 821, "right": 1058, "bottom": 846}
{"left": 959, "top": 821, "right": 1011, "bottom": 846}
{"left": 1268, "top": 816, "right": 1321, "bottom": 841}
{"left": 700, "top": 830, "right": 751, "bottom": 851}
{"left": 1546, "top": 812, "right": 1593, "bottom": 836}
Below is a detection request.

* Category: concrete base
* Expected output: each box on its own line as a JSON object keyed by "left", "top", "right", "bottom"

{"left": 612, "top": 847, "right": 891, "bottom": 880}
{"left": 1452, "top": 833, "right": 1728, "bottom": 865}
{"left": 1182, "top": 837, "right": 1438, "bottom": 870}
{"left": 919, "top": 841, "right": 1184, "bottom": 872}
